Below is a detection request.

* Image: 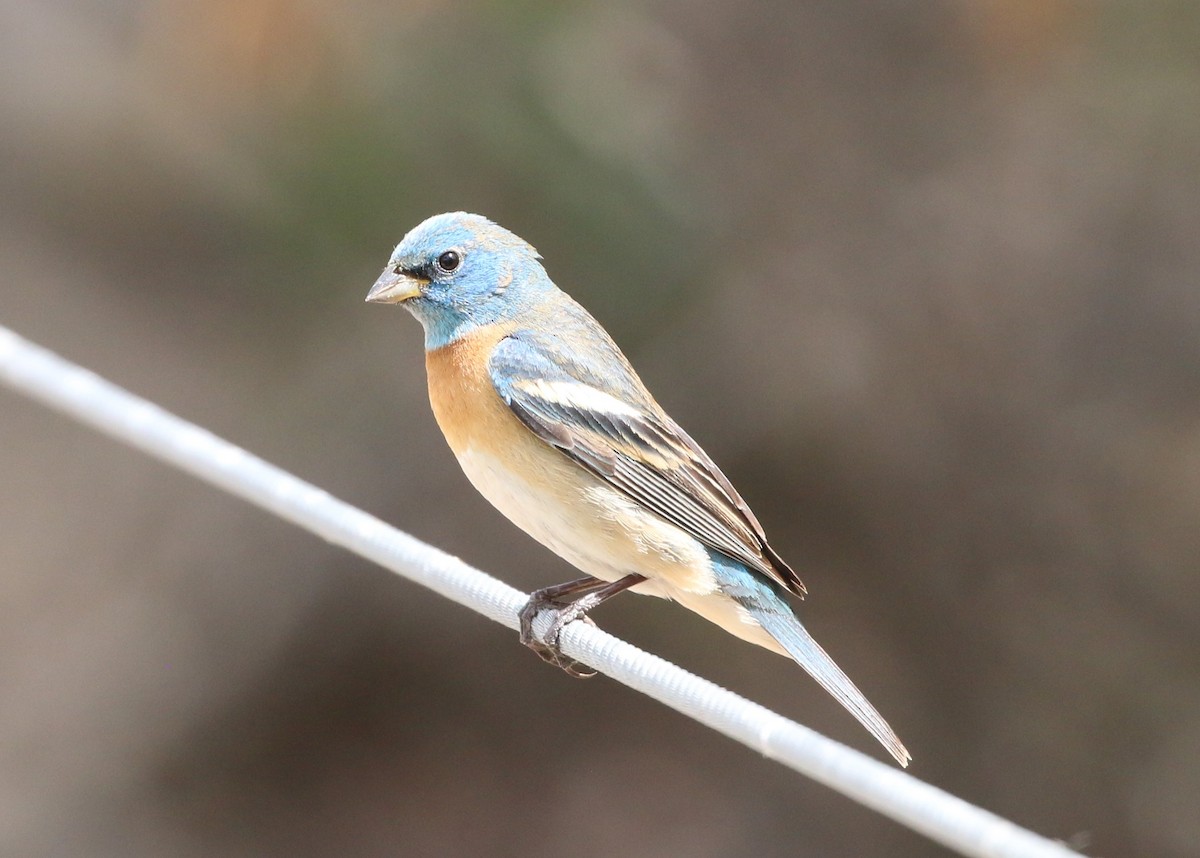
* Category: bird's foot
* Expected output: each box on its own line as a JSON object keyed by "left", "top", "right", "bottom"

{"left": 518, "top": 590, "right": 603, "bottom": 679}
{"left": 518, "top": 574, "right": 646, "bottom": 678}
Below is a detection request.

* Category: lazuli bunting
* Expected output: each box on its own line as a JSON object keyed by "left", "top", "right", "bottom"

{"left": 367, "top": 212, "right": 909, "bottom": 766}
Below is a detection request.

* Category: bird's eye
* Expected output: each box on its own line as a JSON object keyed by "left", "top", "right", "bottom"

{"left": 436, "top": 251, "right": 461, "bottom": 273}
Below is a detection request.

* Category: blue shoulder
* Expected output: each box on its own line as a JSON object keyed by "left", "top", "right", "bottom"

{"left": 487, "top": 317, "right": 648, "bottom": 407}
{"left": 487, "top": 331, "right": 572, "bottom": 402}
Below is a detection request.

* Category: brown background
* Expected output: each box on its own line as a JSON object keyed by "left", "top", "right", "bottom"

{"left": 2, "top": 2, "right": 1199, "bottom": 856}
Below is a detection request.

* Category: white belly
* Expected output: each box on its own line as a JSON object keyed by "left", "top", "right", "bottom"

{"left": 457, "top": 444, "right": 786, "bottom": 654}
{"left": 455, "top": 444, "right": 717, "bottom": 599}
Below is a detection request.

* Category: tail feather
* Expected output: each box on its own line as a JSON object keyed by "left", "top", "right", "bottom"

{"left": 704, "top": 548, "right": 910, "bottom": 765}
{"left": 750, "top": 604, "right": 911, "bottom": 767}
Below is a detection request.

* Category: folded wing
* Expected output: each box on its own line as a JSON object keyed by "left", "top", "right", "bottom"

{"left": 489, "top": 331, "right": 805, "bottom": 598}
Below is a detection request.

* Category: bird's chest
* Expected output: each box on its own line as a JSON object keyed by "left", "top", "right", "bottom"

{"left": 423, "top": 335, "right": 629, "bottom": 580}
{"left": 425, "top": 336, "right": 587, "bottom": 542}
{"left": 424, "top": 336, "right": 515, "bottom": 455}
{"left": 422, "top": 333, "right": 714, "bottom": 593}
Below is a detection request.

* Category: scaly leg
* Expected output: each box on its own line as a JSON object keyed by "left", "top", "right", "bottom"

{"left": 519, "top": 573, "right": 647, "bottom": 677}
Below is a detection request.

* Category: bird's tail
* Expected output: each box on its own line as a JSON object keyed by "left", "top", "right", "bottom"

{"left": 750, "top": 602, "right": 911, "bottom": 766}
{"left": 707, "top": 550, "right": 910, "bottom": 766}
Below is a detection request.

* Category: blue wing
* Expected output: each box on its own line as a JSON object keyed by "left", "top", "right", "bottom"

{"left": 488, "top": 329, "right": 805, "bottom": 598}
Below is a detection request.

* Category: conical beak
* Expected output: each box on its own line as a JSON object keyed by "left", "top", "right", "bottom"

{"left": 365, "top": 269, "right": 423, "bottom": 304}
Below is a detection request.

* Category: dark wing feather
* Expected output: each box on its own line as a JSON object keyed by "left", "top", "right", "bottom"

{"left": 489, "top": 331, "right": 805, "bottom": 597}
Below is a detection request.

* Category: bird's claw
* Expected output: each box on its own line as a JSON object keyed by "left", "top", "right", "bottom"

{"left": 518, "top": 594, "right": 599, "bottom": 679}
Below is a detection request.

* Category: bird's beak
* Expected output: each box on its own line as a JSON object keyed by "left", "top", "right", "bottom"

{"left": 365, "top": 269, "right": 423, "bottom": 304}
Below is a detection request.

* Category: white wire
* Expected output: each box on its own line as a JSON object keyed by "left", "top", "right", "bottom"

{"left": 0, "top": 324, "right": 1079, "bottom": 858}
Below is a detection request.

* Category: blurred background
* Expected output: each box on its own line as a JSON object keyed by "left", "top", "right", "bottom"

{"left": 2, "top": 1, "right": 1199, "bottom": 855}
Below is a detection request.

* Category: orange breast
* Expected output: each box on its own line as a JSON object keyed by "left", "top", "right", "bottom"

{"left": 424, "top": 323, "right": 526, "bottom": 456}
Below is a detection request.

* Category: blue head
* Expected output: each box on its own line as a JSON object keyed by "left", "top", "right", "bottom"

{"left": 366, "top": 212, "right": 554, "bottom": 349}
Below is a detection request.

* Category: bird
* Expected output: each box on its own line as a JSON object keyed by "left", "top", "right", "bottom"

{"left": 366, "top": 212, "right": 910, "bottom": 766}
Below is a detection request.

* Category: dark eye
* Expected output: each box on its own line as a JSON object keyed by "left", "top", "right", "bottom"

{"left": 436, "top": 250, "right": 461, "bottom": 273}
